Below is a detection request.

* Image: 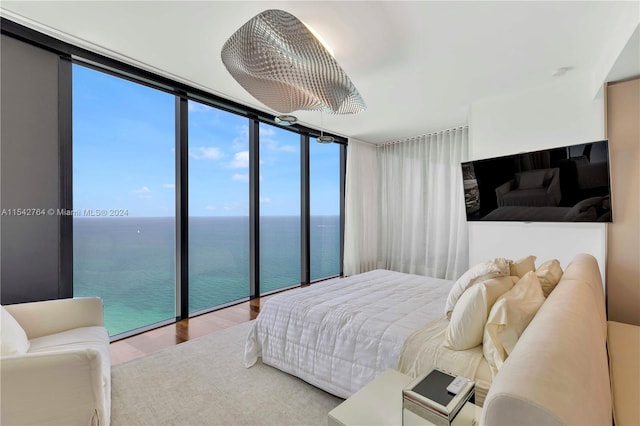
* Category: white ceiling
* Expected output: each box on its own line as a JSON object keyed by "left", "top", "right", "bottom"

{"left": 1, "top": 1, "right": 638, "bottom": 144}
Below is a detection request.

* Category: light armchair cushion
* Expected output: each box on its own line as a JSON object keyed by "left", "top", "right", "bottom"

{"left": 29, "top": 326, "right": 111, "bottom": 384}
{"left": 1, "top": 306, "right": 30, "bottom": 355}
{"left": 483, "top": 271, "right": 545, "bottom": 376}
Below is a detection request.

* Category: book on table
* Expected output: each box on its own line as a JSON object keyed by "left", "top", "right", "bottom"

{"left": 402, "top": 368, "right": 475, "bottom": 426}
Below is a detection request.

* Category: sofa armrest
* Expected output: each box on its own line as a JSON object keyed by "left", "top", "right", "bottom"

{"left": 0, "top": 349, "right": 109, "bottom": 426}
{"left": 495, "top": 180, "right": 514, "bottom": 206}
{"left": 545, "top": 169, "right": 561, "bottom": 205}
{"left": 480, "top": 255, "right": 611, "bottom": 426}
{"left": 4, "top": 297, "right": 104, "bottom": 339}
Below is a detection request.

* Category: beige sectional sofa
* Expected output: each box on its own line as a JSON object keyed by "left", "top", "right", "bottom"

{"left": 481, "top": 253, "right": 639, "bottom": 426}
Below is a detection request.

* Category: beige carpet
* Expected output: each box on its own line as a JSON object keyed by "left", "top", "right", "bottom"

{"left": 111, "top": 321, "right": 343, "bottom": 425}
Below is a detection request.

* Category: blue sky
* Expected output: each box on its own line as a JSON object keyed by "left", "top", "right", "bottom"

{"left": 72, "top": 64, "right": 340, "bottom": 217}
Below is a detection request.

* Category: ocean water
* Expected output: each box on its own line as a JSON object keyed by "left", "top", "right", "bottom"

{"left": 74, "top": 216, "right": 340, "bottom": 336}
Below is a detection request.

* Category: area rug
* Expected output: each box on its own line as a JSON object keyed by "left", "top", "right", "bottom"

{"left": 111, "top": 321, "right": 343, "bottom": 425}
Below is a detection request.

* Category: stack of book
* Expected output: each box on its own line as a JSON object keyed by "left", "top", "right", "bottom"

{"left": 402, "top": 368, "right": 475, "bottom": 426}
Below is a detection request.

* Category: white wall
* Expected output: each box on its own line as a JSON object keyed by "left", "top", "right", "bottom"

{"left": 467, "top": 70, "right": 607, "bottom": 284}
{"left": 1, "top": 35, "right": 65, "bottom": 303}
{"left": 469, "top": 70, "right": 604, "bottom": 159}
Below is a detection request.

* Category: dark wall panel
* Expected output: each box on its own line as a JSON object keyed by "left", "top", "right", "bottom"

{"left": 1, "top": 35, "right": 61, "bottom": 304}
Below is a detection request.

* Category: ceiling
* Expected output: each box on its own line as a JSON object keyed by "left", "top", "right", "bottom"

{"left": 1, "top": 1, "right": 638, "bottom": 144}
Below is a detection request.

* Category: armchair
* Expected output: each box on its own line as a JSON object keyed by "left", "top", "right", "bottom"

{"left": 495, "top": 167, "right": 561, "bottom": 208}
{"left": 1, "top": 297, "right": 111, "bottom": 426}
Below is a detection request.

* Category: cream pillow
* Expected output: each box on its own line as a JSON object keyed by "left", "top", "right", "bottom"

{"left": 1, "top": 306, "right": 30, "bottom": 355}
{"left": 445, "top": 276, "right": 517, "bottom": 350}
{"left": 483, "top": 271, "right": 545, "bottom": 376}
{"left": 509, "top": 255, "right": 537, "bottom": 278}
{"left": 444, "top": 258, "right": 511, "bottom": 318}
{"left": 536, "top": 259, "right": 563, "bottom": 297}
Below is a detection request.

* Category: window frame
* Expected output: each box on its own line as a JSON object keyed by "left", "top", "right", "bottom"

{"left": 2, "top": 17, "right": 347, "bottom": 339}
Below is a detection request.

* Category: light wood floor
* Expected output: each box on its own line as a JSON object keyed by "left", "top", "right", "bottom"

{"left": 110, "top": 297, "right": 268, "bottom": 365}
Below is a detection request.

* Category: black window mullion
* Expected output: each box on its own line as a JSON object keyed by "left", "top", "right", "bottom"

{"left": 249, "top": 118, "right": 260, "bottom": 298}
{"left": 339, "top": 143, "right": 347, "bottom": 277}
{"left": 59, "top": 55, "right": 73, "bottom": 298}
{"left": 176, "top": 96, "right": 189, "bottom": 319}
{"left": 300, "top": 134, "right": 310, "bottom": 285}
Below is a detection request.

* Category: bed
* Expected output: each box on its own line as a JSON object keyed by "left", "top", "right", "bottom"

{"left": 481, "top": 195, "right": 612, "bottom": 222}
{"left": 481, "top": 206, "right": 572, "bottom": 222}
{"left": 397, "top": 317, "right": 493, "bottom": 405}
{"left": 244, "top": 269, "right": 454, "bottom": 399}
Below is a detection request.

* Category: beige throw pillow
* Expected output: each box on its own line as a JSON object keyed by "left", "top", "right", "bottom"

{"left": 445, "top": 276, "right": 517, "bottom": 350}
{"left": 444, "top": 258, "right": 511, "bottom": 318}
{"left": 483, "top": 271, "right": 545, "bottom": 376}
{"left": 509, "top": 255, "right": 537, "bottom": 278}
{"left": 536, "top": 259, "right": 563, "bottom": 297}
{"left": 1, "top": 306, "right": 30, "bottom": 355}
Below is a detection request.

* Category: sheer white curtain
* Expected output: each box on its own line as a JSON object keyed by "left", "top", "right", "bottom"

{"left": 344, "top": 128, "right": 469, "bottom": 279}
{"left": 344, "top": 139, "right": 379, "bottom": 276}
{"left": 378, "top": 127, "right": 469, "bottom": 279}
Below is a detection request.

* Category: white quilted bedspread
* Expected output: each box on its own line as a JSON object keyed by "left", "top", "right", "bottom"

{"left": 244, "top": 269, "right": 453, "bottom": 398}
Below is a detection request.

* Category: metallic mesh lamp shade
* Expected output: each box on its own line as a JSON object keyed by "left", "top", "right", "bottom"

{"left": 221, "top": 9, "right": 366, "bottom": 115}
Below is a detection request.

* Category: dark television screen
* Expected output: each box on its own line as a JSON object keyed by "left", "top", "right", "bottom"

{"left": 461, "top": 140, "right": 612, "bottom": 222}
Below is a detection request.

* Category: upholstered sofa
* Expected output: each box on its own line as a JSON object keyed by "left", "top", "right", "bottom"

{"left": 481, "top": 254, "right": 639, "bottom": 426}
{"left": 1, "top": 297, "right": 111, "bottom": 426}
{"left": 495, "top": 168, "right": 561, "bottom": 207}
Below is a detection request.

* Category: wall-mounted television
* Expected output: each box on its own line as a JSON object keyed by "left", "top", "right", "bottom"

{"left": 461, "top": 140, "right": 612, "bottom": 222}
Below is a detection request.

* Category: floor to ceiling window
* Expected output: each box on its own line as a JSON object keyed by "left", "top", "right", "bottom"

{"left": 310, "top": 141, "right": 342, "bottom": 281}
{"left": 259, "top": 123, "right": 302, "bottom": 294}
{"left": 188, "top": 100, "right": 250, "bottom": 313}
{"left": 72, "top": 64, "right": 176, "bottom": 337}
{"left": 70, "top": 57, "right": 345, "bottom": 339}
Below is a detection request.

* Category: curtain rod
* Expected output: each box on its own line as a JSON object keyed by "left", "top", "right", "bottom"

{"left": 378, "top": 125, "right": 469, "bottom": 147}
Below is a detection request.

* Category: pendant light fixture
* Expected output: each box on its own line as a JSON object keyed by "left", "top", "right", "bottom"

{"left": 274, "top": 114, "right": 298, "bottom": 126}
{"left": 316, "top": 111, "right": 335, "bottom": 144}
{"left": 316, "top": 134, "right": 335, "bottom": 144}
{"left": 274, "top": 63, "right": 298, "bottom": 126}
{"left": 221, "top": 9, "right": 366, "bottom": 116}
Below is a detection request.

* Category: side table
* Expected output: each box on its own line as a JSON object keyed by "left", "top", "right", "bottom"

{"left": 328, "top": 369, "right": 480, "bottom": 426}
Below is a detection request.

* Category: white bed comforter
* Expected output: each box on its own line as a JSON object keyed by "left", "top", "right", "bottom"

{"left": 398, "top": 317, "right": 491, "bottom": 405}
{"left": 244, "top": 269, "right": 453, "bottom": 398}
